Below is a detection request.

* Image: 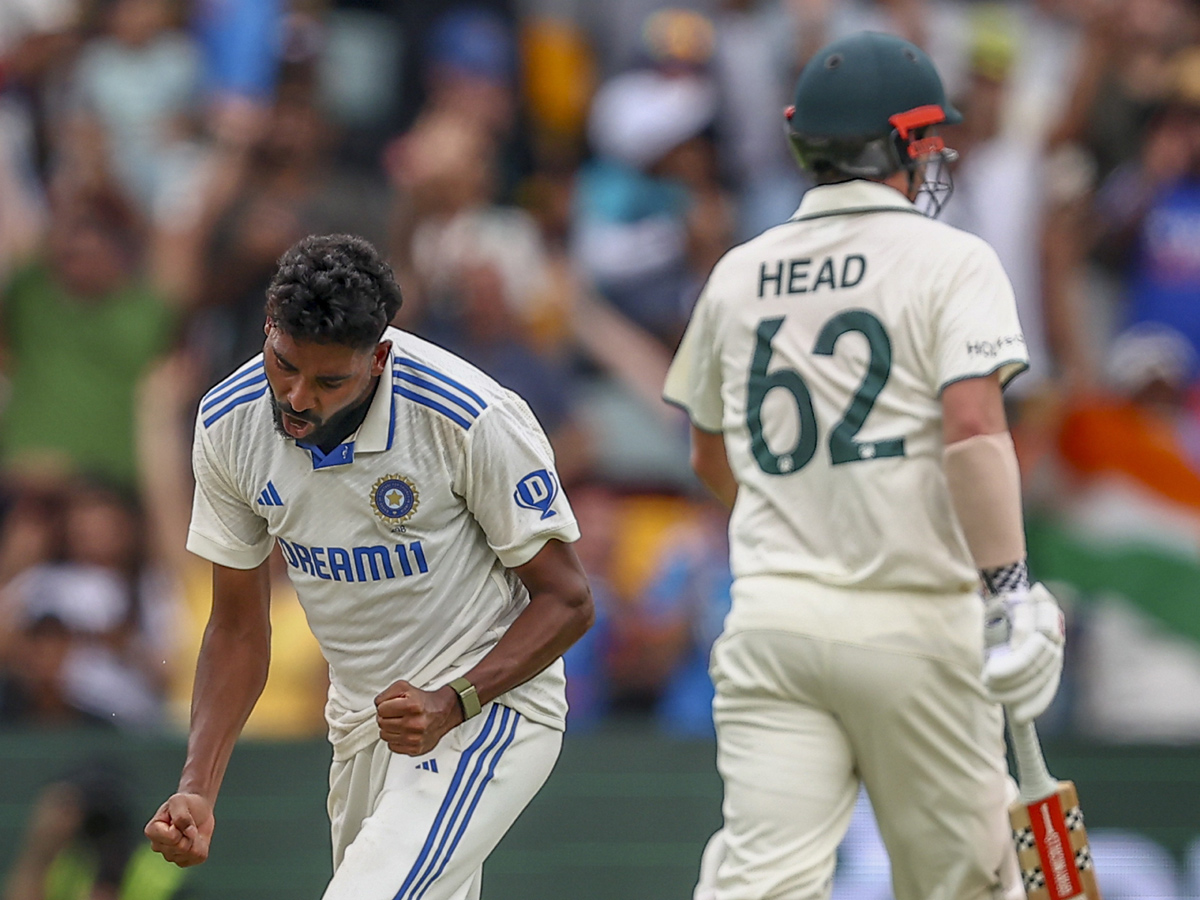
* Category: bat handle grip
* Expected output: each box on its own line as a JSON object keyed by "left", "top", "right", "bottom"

{"left": 1007, "top": 716, "right": 1059, "bottom": 803}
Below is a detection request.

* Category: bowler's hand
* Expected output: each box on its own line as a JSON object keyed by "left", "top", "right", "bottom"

{"left": 144, "top": 793, "right": 214, "bottom": 867}
{"left": 376, "top": 680, "right": 463, "bottom": 755}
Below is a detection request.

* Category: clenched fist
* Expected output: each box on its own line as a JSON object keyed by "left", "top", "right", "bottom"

{"left": 144, "top": 793, "right": 214, "bottom": 867}
{"left": 375, "top": 680, "right": 464, "bottom": 755}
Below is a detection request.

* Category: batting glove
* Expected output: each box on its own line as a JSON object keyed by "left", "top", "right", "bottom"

{"left": 981, "top": 582, "right": 1065, "bottom": 724}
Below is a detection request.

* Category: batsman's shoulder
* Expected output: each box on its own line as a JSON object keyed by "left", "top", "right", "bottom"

{"left": 894, "top": 215, "right": 1005, "bottom": 276}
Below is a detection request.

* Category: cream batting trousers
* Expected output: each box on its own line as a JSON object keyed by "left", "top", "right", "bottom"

{"left": 323, "top": 703, "right": 561, "bottom": 900}
{"left": 704, "top": 576, "right": 1022, "bottom": 900}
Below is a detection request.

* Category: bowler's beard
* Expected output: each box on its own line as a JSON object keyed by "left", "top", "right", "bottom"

{"left": 271, "top": 379, "right": 377, "bottom": 453}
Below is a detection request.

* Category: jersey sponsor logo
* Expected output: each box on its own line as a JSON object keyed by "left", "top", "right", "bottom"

{"left": 514, "top": 470, "right": 558, "bottom": 520}
{"left": 256, "top": 481, "right": 284, "bottom": 507}
{"left": 276, "top": 537, "right": 429, "bottom": 581}
{"left": 966, "top": 333, "right": 1026, "bottom": 358}
{"left": 757, "top": 254, "right": 866, "bottom": 298}
{"left": 371, "top": 475, "right": 420, "bottom": 534}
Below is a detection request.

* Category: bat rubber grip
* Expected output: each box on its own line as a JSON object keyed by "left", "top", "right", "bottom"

{"left": 1008, "top": 716, "right": 1059, "bottom": 803}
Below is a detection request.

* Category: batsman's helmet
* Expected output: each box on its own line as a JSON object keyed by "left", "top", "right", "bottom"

{"left": 785, "top": 32, "right": 961, "bottom": 181}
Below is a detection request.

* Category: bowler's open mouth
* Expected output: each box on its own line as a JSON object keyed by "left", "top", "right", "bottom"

{"left": 281, "top": 412, "right": 316, "bottom": 439}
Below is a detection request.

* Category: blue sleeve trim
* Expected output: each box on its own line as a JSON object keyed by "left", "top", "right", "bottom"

{"left": 203, "top": 386, "right": 268, "bottom": 428}
{"left": 393, "top": 386, "right": 474, "bottom": 430}
{"left": 394, "top": 357, "right": 489, "bottom": 409}
{"left": 393, "top": 369, "right": 483, "bottom": 419}
{"left": 201, "top": 367, "right": 267, "bottom": 412}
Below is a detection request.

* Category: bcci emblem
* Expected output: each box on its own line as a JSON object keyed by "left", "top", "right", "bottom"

{"left": 371, "top": 475, "right": 419, "bottom": 533}
{"left": 514, "top": 470, "right": 558, "bottom": 521}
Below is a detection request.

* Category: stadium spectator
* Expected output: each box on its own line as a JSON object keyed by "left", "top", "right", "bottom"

{"left": 940, "top": 26, "right": 1056, "bottom": 395}
{"left": 1059, "top": 323, "right": 1200, "bottom": 501}
{"left": 0, "top": 0, "right": 78, "bottom": 284}
{"left": 1091, "top": 47, "right": 1200, "bottom": 361}
{"left": 64, "top": 0, "right": 205, "bottom": 219}
{"left": 3, "top": 761, "right": 187, "bottom": 900}
{"left": 195, "top": 70, "right": 389, "bottom": 380}
{"left": 573, "top": 16, "right": 727, "bottom": 348}
{"left": 0, "top": 480, "right": 174, "bottom": 729}
{"left": 385, "top": 106, "right": 594, "bottom": 481}
{"left": 421, "top": 259, "right": 593, "bottom": 483}
{"left": 0, "top": 184, "right": 178, "bottom": 491}
{"left": 423, "top": 8, "right": 519, "bottom": 141}
{"left": 710, "top": 0, "right": 806, "bottom": 239}
{"left": 387, "top": 109, "right": 553, "bottom": 332}
{"left": 0, "top": 111, "right": 44, "bottom": 287}
{"left": 0, "top": 613, "right": 102, "bottom": 728}
{"left": 1042, "top": 323, "right": 1200, "bottom": 741}
{"left": 1050, "top": 0, "right": 1197, "bottom": 182}
{"left": 635, "top": 497, "right": 732, "bottom": 737}
{"left": 192, "top": 0, "right": 284, "bottom": 104}
{"left": 560, "top": 480, "right": 621, "bottom": 730}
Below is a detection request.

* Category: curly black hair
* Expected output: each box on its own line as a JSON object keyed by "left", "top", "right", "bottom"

{"left": 265, "top": 234, "right": 403, "bottom": 349}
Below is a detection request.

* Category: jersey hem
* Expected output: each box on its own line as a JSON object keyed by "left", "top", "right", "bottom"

{"left": 661, "top": 395, "right": 723, "bottom": 435}
{"left": 186, "top": 529, "right": 273, "bottom": 570}
{"left": 937, "top": 358, "right": 1029, "bottom": 395}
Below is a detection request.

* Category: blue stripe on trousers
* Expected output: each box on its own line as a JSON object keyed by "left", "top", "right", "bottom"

{"left": 413, "top": 709, "right": 521, "bottom": 900}
{"left": 391, "top": 705, "right": 502, "bottom": 900}
{"left": 400, "top": 707, "right": 516, "bottom": 900}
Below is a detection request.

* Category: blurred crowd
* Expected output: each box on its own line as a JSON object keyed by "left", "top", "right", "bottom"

{"left": 4, "top": 0, "right": 1200, "bottom": 751}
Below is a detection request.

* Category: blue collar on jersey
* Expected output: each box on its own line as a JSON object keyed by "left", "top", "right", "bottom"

{"left": 297, "top": 440, "right": 356, "bottom": 469}
{"left": 294, "top": 344, "right": 398, "bottom": 470}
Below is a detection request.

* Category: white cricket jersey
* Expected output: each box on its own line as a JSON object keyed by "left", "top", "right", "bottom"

{"left": 187, "top": 327, "right": 580, "bottom": 760}
{"left": 665, "top": 181, "right": 1028, "bottom": 593}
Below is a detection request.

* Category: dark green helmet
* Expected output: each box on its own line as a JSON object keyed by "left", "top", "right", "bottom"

{"left": 785, "top": 32, "right": 961, "bottom": 180}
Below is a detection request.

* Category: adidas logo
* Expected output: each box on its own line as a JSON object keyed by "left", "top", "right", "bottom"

{"left": 415, "top": 759, "right": 439, "bottom": 773}
{"left": 256, "top": 481, "right": 284, "bottom": 507}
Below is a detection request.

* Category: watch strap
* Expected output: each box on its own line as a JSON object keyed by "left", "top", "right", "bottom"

{"left": 449, "top": 677, "right": 482, "bottom": 720}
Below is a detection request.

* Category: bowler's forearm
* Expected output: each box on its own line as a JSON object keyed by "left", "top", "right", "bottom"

{"left": 179, "top": 620, "right": 269, "bottom": 801}
{"left": 462, "top": 589, "right": 592, "bottom": 708}
{"left": 179, "top": 565, "right": 271, "bottom": 803}
{"left": 460, "top": 541, "right": 592, "bottom": 707}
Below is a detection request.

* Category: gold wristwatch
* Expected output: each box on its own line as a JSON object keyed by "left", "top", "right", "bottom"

{"left": 449, "top": 677, "right": 482, "bottom": 720}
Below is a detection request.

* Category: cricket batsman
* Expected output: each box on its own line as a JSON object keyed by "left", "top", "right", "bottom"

{"left": 665, "top": 31, "right": 1066, "bottom": 900}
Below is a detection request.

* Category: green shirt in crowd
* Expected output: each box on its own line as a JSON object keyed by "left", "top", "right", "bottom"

{"left": 45, "top": 842, "right": 188, "bottom": 900}
{"left": 1, "top": 263, "right": 177, "bottom": 487}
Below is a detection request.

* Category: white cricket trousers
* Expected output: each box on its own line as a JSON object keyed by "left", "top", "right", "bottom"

{"left": 323, "top": 703, "right": 562, "bottom": 900}
{"left": 706, "top": 576, "right": 1022, "bottom": 900}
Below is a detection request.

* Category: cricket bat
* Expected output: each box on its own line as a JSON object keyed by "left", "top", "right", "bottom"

{"left": 1007, "top": 718, "right": 1102, "bottom": 900}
